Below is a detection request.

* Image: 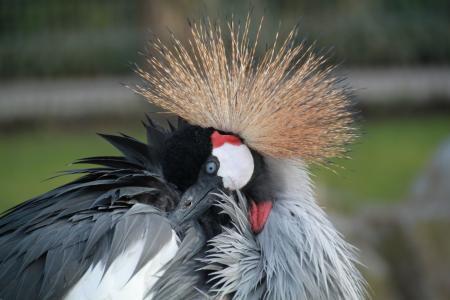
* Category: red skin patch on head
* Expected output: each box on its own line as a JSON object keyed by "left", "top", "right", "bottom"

{"left": 248, "top": 200, "right": 273, "bottom": 234}
{"left": 211, "top": 130, "right": 241, "bottom": 148}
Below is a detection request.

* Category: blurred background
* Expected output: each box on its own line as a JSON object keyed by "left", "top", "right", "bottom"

{"left": 0, "top": 0, "right": 449, "bottom": 299}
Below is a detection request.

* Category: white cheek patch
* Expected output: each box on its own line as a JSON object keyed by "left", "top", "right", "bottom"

{"left": 212, "top": 143, "right": 254, "bottom": 190}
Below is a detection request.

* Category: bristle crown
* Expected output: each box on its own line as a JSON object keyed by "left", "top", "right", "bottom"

{"left": 135, "top": 17, "right": 356, "bottom": 164}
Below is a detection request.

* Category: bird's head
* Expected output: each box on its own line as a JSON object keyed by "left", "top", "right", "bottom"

{"left": 166, "top": 124, "right": 271, "bottom": 234}
{"left": 136, "top": 19, "right": 356, "bottom": 235}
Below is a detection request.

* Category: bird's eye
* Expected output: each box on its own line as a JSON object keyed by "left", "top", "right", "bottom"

{"left": 205, "top": 160, "right": 218, "bottom": 175}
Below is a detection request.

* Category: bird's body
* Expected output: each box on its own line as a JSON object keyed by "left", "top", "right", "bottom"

{"left": 0, "top": 18, "right": 367, "bottom": 299}
{"left": 0, "top": 123, "right": 181, "bottom": 299}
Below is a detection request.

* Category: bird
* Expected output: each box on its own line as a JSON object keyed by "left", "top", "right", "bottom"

{"left": 0, "top": 17, "right": 367, "bottom": 300}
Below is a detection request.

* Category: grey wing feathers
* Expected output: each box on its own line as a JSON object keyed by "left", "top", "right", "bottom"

{"left": 151, "top": 222, "right": 209, "bottom": 299}
{"left": 0, "top": 119, "right": 181, "bottom": 300}
{"left": 0, "top": 203, "right": 172, "bottom": 300}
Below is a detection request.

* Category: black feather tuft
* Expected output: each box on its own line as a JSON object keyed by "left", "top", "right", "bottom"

{"left": 162, "top": 125, "right": 214, "bottom": 192}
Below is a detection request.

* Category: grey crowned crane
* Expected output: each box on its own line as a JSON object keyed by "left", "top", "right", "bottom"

{"left": 0, "top": 19, "right": 367, "bottom": 299}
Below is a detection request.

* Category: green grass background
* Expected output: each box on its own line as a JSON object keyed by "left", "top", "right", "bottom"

{"left": 1, "top": 115, "right": 449, "bottom": 213}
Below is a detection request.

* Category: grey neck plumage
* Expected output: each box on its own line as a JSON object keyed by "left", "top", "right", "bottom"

{"left": 154, "top": 158, "right": 367, "bottom": 300}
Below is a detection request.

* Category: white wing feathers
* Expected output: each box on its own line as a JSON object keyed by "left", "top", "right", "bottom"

{"left": 65, "top": 230, "right": 179, "bottom": 300}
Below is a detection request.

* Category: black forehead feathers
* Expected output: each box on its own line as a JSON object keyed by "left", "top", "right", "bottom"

{"left": 162, "top": 125, "right": 214, "bottom": 191}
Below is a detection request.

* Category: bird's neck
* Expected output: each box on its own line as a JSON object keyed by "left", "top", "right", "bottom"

{"left": 255, "top": 158, "right": 366, "bottom": 299}
{"left": 199, "top": 157, "right": 366, "bottom": 299}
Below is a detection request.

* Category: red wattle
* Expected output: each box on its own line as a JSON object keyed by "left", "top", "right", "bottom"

{"left": 211, "top": 131, "right": 241, "bottom": 148}
{"left": 248, "top": 200, "right": 272, "bottom": 234}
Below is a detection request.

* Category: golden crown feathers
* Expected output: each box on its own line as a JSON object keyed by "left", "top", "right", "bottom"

{"left": 135, "top": 18, "right": 356, "bottom": 164}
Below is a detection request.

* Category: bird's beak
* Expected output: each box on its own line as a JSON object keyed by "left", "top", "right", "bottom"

{"left": 169, "top": 176, "right": 222, "bottom": 226}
